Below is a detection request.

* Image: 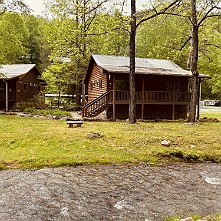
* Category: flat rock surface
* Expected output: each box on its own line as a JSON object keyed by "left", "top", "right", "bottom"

{"left": 0, "top": 163, "right": 221, "bottom": 221}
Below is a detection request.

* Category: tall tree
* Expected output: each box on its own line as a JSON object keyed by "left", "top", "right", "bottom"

{"left": 128, "top": 0, "right": 182, "bottom": 123}
{"left": 0, "top": 12, "right": 29, "bottom": 63}
{"left": 129, "top": 0, "right": 136, "bottom": 124}
{"left": 187, "top": 0, "right": 221, "bottom": 122}
{"left": 43, "top": 0, "right": 129, "bottom": 105}
{"left": 0, "top": 0, "right": 29, "bottom": 15}
{"left": 188, "top": 0, "right": 199, "bottom": 122}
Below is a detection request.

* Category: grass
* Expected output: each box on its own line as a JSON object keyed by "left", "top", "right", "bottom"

{"left": 0, "top": 110, "right": 220, "bottom": 170}
{"left": 164, "top": 214, "right": 221, "bottom": 221}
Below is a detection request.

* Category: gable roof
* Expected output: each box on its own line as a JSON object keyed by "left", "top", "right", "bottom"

{"left": 85, "top": 54, "right": 209, "bottom": 82}
{"left": 0, "top": 64, "right": 36, "bottom": 80}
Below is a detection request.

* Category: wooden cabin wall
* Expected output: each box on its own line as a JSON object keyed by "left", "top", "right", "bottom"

{"left": 87, "top": 64, "right": 107, "bottom": 103}
{"left": 16, "top": 68, "right": 43, "bottom": 102}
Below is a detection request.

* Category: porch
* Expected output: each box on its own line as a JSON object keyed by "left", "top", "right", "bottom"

{"left": 82, "top": 90, "right": 191, "bottom": 119}
{"left": 0, "top": 91, "right": 16, "bottom": 101}
{"left": 115, "top": 90, "right": 191, "bottom": 104}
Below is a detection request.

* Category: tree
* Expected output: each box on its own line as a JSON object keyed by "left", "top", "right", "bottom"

{"left": 0, "top": 12, "right": 29, "bottom": 63}
{"left": 187, "top": 0, "right": 221, "bottom": 122}
{"left": 135, "top": 2, "right": 221, "bottom": 101}
{"left": 43, "top": 0, "right": 129, "bottom": 106}
{"left": 129, "top": 0, "right": 136, "bottom": 124}
{"left": 0, "top": 0, "right": 29, "bottom": 15}
{"left": 128, "top": 0, "right": 182, "bottom": 123}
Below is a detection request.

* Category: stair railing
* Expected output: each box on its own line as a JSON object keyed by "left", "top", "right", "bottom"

{"left": 82, "top": 90, "right": 113, "bottom": 117}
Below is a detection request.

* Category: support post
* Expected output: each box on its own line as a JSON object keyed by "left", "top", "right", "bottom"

{"left": 141, "top": 76, "right": 144, "bottom": 120}
{"left": 5, "top": 80, "right": 8, "bottom": 112}
{"left": 197, "top": 78, "right": 201, "bottom": 121}
{"left": 113, "top": 73, "right": 116, "bottom": 119}
{"left": 82, "top": 83, "right": 86, "bottom": 106}
{"left": 58, "top": 90, "right": 60, "bottom": 108}
{"left": 172, "top": 79, "right": 176, "bottom": 120}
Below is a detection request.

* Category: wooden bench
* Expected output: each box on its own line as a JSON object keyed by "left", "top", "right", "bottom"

{"left": 67, "top": 121, "right": 83, "bottom": 128}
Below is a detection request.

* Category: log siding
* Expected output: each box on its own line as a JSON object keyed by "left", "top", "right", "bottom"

{"left": 16, "top": 68, "right": 43, "bottom": 102}
{"left": 88, "top": 64, "right": 107, "bottom": 103}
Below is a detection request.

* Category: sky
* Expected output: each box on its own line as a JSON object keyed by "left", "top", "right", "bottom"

{"left": 22, "top": 0, "right": 46, "bottom": 16}
{"left": 22, "top": 0, "right": 148, "bottom": 16}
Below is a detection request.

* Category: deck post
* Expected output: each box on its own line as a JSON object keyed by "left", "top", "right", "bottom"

{"left": 82, "top": 83, "right": 86, "bottom": 106}
{"left": 113, "top": 73, "right": 116, "bottom": 119}
{"left": 5, "top": 80, "right": 8, "bottom": 112}
{"left": 172, "top": 79, "right": 176, "bottom": 120}
{"left": 197, "top": 78, "right": 201, "bottom": 121}
{"left": 141, "top": 76, "right": 144, "bottom": 120}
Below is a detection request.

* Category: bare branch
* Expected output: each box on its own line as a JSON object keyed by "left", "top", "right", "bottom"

{"left": 136, "top": 0, "right": 182, "bottom": 28}
{"left": 198, "top": 6, "right": 217, "bottom": 27}
{"left": 204, "top": 43, "right": 221, "bottom": 50}
{"left": 86, "top": 0, "right": 109, "bottom": 14}
{"left": 86, "top": 27, "right": 130, "bottom": 36}
{"left": 180, "top": 36, "right": 192, "bottom": 51}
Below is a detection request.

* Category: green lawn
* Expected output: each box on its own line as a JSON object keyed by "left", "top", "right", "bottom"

{"left": 0, "top": 111, "right": 220, "bottom": 170}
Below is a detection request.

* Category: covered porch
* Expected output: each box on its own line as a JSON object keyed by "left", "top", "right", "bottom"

{"left": 110, "top": 73, "right": 191, "bottom": 120}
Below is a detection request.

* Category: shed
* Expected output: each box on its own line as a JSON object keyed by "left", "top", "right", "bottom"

{"left": 0, "top": 64, "right": 44, "bottom": 111}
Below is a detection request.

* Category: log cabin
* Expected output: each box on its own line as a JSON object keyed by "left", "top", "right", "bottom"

{"left": 83, "top": 54, "right": 207, "bottom": 120}
{"left": 0, "top": 64, "right": 44, "bottom": 111}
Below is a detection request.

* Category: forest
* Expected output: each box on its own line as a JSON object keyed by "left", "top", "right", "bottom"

{"left": 0, "top": 0, "right": 221, "bottom": 100}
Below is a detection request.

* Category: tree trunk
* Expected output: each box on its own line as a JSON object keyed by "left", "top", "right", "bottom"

{"left": 188, "top": 74, "right": 199, "bottom": 122}
{"left": 129, "top": 0, "right": 136, "bottom": 124}
{"left": 188, "top": 0, "right": 199, "bottom": 122}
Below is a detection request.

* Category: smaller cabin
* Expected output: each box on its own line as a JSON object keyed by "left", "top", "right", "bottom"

{"left": 83, "top": 55, "right": 207, "bottom": 120}
{"left": 0, "top": 64, "right": 44, "bottom": 111}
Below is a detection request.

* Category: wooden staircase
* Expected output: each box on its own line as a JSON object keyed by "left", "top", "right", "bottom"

{"left": 82, "top": 91, "right": 113, "bottom": 118}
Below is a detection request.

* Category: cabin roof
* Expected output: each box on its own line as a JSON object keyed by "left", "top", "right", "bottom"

{"left": 0, "top": 64, "right": 36, "bottom": 80}
{"left": 85, "top": 54, "right": 209, "bottom": 82}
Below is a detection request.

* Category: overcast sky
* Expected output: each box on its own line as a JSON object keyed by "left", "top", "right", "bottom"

{"left": 22, "top": 0, "right": 148, "bottom": 16}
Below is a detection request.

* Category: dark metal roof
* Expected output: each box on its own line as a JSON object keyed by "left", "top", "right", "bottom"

{"left": 0, "top": 64, "right": 36, "bottom": 80}
{"left": 91, "top": 54, "right": 209, "bottom": 78}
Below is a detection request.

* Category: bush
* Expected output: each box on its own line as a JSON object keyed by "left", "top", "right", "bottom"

{"left": 15, "top": 92, "right": 47, "bottom": 111}
{"left": 24, "top": 108, "right": 71, "bottom": 117}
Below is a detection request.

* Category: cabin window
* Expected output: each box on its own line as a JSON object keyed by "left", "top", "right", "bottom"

{"left": 90, "top": 81, "right": 93, "bottom": 90}
{"left": 23, "top": 83, "right": 28, "bottom": 91}
{"left": 99, "top": 80, "right": 102, "bottom": 89}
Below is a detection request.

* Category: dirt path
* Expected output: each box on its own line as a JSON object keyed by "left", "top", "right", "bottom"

{"left": 0, "top": 163, "right": 221, "bottom": 221}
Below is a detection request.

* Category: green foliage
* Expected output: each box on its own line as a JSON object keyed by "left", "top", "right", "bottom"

{"left": 0, "top": 12, "right": 47, "bottom": 71}
{"left": 15, "top": 93, "right": 46, "bottom": 110}
{"left": 42, "top": 0, "right": 129, "bottom": 95}
{"left": 23, "top": 15, "right": 43, "bottom": 67}
{"left": 135, "top": 7, "right": 221, "bottom": 99}
{"left": 0, "top": 0, "right": 221, "bottom": 100}
{"left": 136, "top": 15, "right": 190, "bottom": 68}
{"left": 23, "top": 108, "right": 70, "bottom": 117}
{"left": 0, "top": 12, "right": 29, "bottom": 63}
{"left": 198, "top": 17, "right": 221, "bottom": 99}
{"left": 164, "top": 214, "right": 221, "bottom": 221}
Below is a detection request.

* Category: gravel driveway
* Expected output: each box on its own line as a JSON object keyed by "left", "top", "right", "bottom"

{"left": 0, "top": 163, "right": 221, "bottom": 221}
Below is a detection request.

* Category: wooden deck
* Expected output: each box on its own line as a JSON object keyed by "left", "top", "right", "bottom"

{"left": 83, "top": 90, "right": 191, "bottom": 119}
{"left": 115, "top": 90, "right": 191, "bottom": 104}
